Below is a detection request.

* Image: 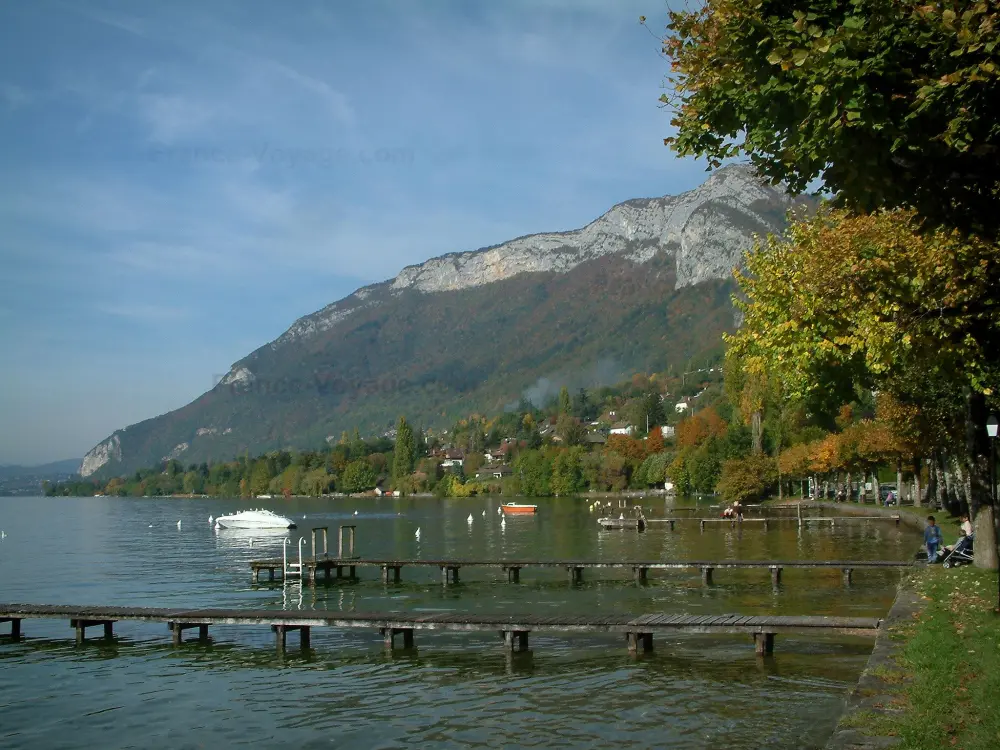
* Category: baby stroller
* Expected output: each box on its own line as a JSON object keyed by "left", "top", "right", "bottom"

{"left": 941, "top": 534, "right": 974, "bottom": 568}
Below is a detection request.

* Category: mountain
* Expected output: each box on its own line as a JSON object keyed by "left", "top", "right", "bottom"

{"left": 80, "top": 164, "right": 805, "bottom": 478}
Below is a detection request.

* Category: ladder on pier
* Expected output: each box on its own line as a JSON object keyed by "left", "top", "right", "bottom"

{"left": 283, "top": 537, "right": 307, "bottom": 579}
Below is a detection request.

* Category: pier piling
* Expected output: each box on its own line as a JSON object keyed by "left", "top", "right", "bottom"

{"left": 627, "top": 632, "right": 653, "bottom": 653}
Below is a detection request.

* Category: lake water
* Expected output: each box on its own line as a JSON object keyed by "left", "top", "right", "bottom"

{"left": 0, "top": 496, "right": 919, "bottom": 749}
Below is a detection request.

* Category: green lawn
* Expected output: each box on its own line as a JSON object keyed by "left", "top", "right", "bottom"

{"left": 877, "top": 566, "right": 1000, "bottom": 749}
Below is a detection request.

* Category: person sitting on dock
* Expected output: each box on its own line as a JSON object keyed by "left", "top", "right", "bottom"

{"left": 924, "top": 516, "right": 943, "bottom": 563}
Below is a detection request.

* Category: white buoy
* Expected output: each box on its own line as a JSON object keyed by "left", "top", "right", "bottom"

{"left": 501, "top": 517, "right": 506, "bottom": 529}
{"left": 177, "top": 520, "right": 182, "bottom": 529}
{"left": 303, "top": 515, "right": 307, "bottom": 519}
{"left": 1, "top": 531, "right": 6, "bottom": 539}
{"left": 619, "top": 513, "right": 624, "bottom": 520}
{"left": 208, "top": 515, "right": 213, "bottom": 524}
{"left": 467, "top": 514, "right": 473, "bottom": 523}
{"left": 482, "top": 510, "right": 486, "bottom": 517}
{"left": 249, "top": 538, "right": 254, "bottom": 548}
{"left": 415, "top": 527, "right": 421, "bottom": 540}
{"left": 148, "top": 524, "right": 153, "bottom": 528}
{"left": 497, "top": 506, "right": 503, "bottom": 516}
{"left": 353, "top": 510, "right": 358, "bottom": 516}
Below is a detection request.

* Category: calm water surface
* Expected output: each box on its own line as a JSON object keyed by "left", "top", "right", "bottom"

{"left": 0, "top": 496, "right": 919, "bottom": 749}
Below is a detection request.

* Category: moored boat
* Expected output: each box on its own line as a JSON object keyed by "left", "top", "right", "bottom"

{"left": 500, "top": 502, "right": 538, "bottom": 515}
{"left": 214, "top": 509, "right": 296, "bottom": 529}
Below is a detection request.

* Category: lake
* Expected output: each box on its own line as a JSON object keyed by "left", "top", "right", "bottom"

{"left": 0, "top": 495, "right": 918, "bottom": 749}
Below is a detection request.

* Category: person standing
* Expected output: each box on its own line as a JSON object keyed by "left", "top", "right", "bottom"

{"left": 924, "top": 516, "right": 943, "bottom": 562}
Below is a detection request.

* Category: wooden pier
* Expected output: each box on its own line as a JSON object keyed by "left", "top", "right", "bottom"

{"left": 248, "top": 557, "right": 912, "bottom": 586}
{"left": 0, "top": 603, "right": 882, "bottom": 656}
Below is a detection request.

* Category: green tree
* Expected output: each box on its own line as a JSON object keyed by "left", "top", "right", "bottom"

{"left": 657, "top": 0, "right": 1000, "bottom": 238}
{"left": 249, "top": 460, "right": 272, "bottom": 497}
{"left": 551, "top": 447, "right": 585, "bottom": 496}
{"left": 558, "top": 386, "right": 572, "bottom": 415}
{"left": 339, "top": 460, "right": 377, "bottom": 494}
{"left": 513, "top": 449, "right": 552, "bottom": 496}
{"left": 556, "top": 414, "right": 586, "bottom": 446}
{"left": 392, "top": 416, "right": 416, "bottom": 483}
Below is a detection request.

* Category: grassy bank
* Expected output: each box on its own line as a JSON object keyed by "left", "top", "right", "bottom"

{"left": 845, "top": 565, "right": 1000, "bottom": 749}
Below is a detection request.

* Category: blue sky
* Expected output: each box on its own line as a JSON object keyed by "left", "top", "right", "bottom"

{"left": 0, "top": 0, "right": 712, "bottom": 466}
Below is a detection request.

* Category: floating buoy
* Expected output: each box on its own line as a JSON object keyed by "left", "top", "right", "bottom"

{"left": 482, "top": 510, "right": 486, "bottom": 517}
{"left": 353, "top": 510, "right": 358, "bottom": 516}
{"left": 1, "top": 530, "right": 6, "bottom": 539}
{"left": 208, "top": 515, "right": 214, "bottom": 524}
{"left": 467, "top": 514, "right": 473, "bottom": 523}
{"left": 177, "top": 520, "right": 182, "bottom": 529}
{"left": 415, "top": 527, "right": 421, "bottom": 541}
{"left": 249, "top": 538, "right": 254, "bottom": 548}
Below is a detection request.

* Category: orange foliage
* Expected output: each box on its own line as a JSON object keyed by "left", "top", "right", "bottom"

{"left": 676, "top": 407, "right": 727, "bottom": 448}
{"left": 605, "top": 434, "right": 647, "bottom": 463}
{"left": 646, "top": 426, "right": 664, "bottom": 454}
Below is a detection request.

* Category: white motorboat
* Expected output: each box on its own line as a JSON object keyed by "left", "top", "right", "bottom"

{"left": 214, "top": 509, "right": 296, "bottom": 529}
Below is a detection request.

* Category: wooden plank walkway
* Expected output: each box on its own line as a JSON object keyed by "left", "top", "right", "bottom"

{"left": 248, "top": 557, "right": 912, "bottom": 585}
{"left": 0, "top": 603, "right": 882, "bottom": 655}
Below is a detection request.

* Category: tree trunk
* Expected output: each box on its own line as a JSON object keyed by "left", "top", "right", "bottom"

{"left": 751, "top": 410, "right": 763, "bottom": 454}
{"left": 895, "top": 459, "right": 903, "bottom": 504}
{"left": 973, "top": 505, "right": 999, "bottom": 570}
{"left": 872, "top": 471, "right": 881, "bottom": 506}
{"left": 912, "top": 457, "right": 923, "bottom": 507}
{"left": 846, "top": 471, "right": 852, "bottom": 502}
{"left": 965, "top": 390, "right": 997, "bottom": 570}
{"left": 954, "top": 458, "right": 970, "bottom": 517}
{"left": 942, "top": 456, "right": 955, "bottom": 512}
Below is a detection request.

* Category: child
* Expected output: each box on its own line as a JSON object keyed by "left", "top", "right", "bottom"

{"left": 924, "top": 516, "right": 943, "bottom": 562}
{"left": 960, "top": 514, "right": 973, "bottom": 537}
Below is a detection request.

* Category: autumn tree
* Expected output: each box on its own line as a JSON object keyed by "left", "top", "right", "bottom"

{"left": 727, "top": 206, "right": 999, "bottom": 565}
{"left": 717, "top": 454, "right": 778, "bottom": 503}
{"left": 656, "top": 0, "right": 1000, "bottom": 239}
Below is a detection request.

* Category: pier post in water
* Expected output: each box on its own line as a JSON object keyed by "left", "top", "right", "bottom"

{"left": 770, "top": 566, "right": 782, "bottom": 587}
{"left": 754, "top": 632, "right": 775, "bottom": 656}
{"left": 633, "top": 566, "right": 648, "bottom": 583}
{"left": 71, "top": 619, "right": 114, "bottom": 644}
{"left": 273, "top": 624, "right": 308, "bottom": 651}
{"left": 701, "top": 566, "right": 714, "bottom": 585}
{"left": 382, "top": 627, "right": 415, "bottom": 650}
{"left": 505, "top": 566, "right": 521, "bottom": 583}
{"left": 842, "top": 568, "right": 854, "bottom": 586}
{"left": 500, "top": 629, "right": 529, "bottom": 653}
{"left": 627, "top": 632, "right": 653, "bottom": 653}
{"left": 568, "top": 566, "right": 584, "bottom": 585}
{"left": 1, "top": 617, "right": 22, "bottom": 641}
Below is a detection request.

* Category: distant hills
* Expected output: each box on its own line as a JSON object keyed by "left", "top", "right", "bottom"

{"left": 0, "top": 459, "right": 81, "bottom": 496}
{"left": 81, "top": 164, "right": 808, "bottom": 478}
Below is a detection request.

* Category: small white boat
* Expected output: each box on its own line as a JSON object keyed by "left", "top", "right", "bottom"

{"left": 214, "top": 509, "right": 296, "bottom": 529}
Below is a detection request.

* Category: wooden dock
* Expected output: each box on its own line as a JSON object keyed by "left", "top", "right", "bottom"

{"left": 247, "top": 557, "right": 912, "bottom": 585}
{"left": 0, "top": 603, "right": 882, "bottom": 656}
{"left": 644, "top": 515, "right": 901, "bottom": 531}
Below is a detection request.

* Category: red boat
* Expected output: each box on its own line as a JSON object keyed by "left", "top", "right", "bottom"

{"left": 500, "top": 502, "right": 538, "bottom": 515}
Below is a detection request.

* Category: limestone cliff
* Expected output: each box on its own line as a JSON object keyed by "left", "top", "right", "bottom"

{"left": 80, "top": 164, "right": 803, "bottom": 478}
